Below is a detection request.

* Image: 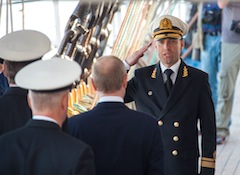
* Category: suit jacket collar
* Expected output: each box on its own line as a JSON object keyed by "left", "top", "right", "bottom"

{"left": 96, "top": 101, "right": 125, "bottom": 106}
{"left": 3, "top": 87, "right": 28, "bottom": 96}
{"left": 26, "top": 119, "right": 60, "bottom": 130}
{"left": 95, "top": 101, "right": 127, "bottom": 110}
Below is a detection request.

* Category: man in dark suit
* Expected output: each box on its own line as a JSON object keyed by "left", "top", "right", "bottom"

{"left": 0, "top": 58, "right": 95, "bottom": 175}
{"left": 124, "top": 15, "right": 216, "bottom": 175}
{"left": 0, "top": 30, "right": 51, "bottom": 135}
{"left": 68, "top": 55, "right": 164, "bottom": 175}
{"left": 0, "top": 58, "right": 8, "bottom": 96}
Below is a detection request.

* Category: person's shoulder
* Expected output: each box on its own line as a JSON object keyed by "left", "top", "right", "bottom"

{"left": 68, "top": 110, "right": 93, "bottom": 127}
{"left": 136, "top": 64, "right": 156, "bottom": 72}
{"left": 0, "top": 126, "right": 25, "bottom": 143}
{"left": 127, "top": 108, "right": 157, "bottom": 124}
{"left": 134, "top": 64, "right": 158, "bottom": 78}
{"left": 0, "top": 94, "right": 5, "bottom": 103}
{"left": 186, "top": 65, "right": 208, "bottom": 77}
{"left": 62, "top": 130, "right": 91, "bottom": 148}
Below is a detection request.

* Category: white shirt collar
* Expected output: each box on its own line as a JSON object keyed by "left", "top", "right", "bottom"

{"left": 99, "top": 96, "right": 123, "bottom": 103}
{"left": 9, "top": 84, "right": 19, "bottom": 87}
{"left": 32, "top": 115, "right": 58, "bottom": 125}
{"left": 160, "top": 59, "right": 181, "bottom": 73}
{"left": 160, "top": 59, "right": 181, "bottom": 84}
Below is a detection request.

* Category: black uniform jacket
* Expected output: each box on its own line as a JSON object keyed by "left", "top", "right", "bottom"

{"left": 0, "top": 120, "right": 95, "bottom": 175}
{"left": 124, "top": 59, "right": 216, "bottom": 175}
{"left": 0, "top": 87, "right": 32, "bottom": 135}
{"left": 68, "top": 102, "right": 164, "bottom": 175}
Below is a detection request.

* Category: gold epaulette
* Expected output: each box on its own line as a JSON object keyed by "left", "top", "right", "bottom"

{"left": 201, "top": 157, "right": 215, "bottom": 169}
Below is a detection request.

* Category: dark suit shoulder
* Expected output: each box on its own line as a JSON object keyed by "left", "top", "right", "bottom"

{"left": 126, "top": 107, "right": 157, "bottom": 122}
{"left": 63, "top": 131, "right": 93, "bottom": 150}
{"left": 184, "top": 64, "right": 209, "bottom": 83}
{"left": 68, "top": 110, "right": 92, "bottom": 123}
{"left": 187, "top": 65, "right": 208, "bottom": 76}
{"left": 0, "top": 123, "right": 91, "bottom": 150}
{"left": 135, "top": 64, "right": 156, "bottom": 75}
{"left": 69, "top": 103, "right": 158, "bottom": 129}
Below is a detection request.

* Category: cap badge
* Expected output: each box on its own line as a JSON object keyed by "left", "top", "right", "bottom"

{"left": 151, "top": 68, "right": 157, "bottom": 78}
{"left": 160, "top": 18, "right": 172, "bottom": 30}
{"left": 182, "top": 66, "right": 188, "bottom": 77}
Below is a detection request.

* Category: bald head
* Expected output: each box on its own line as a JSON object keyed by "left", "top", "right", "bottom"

{"left": 92, "top": 55, "right": 127, "bottom": 94}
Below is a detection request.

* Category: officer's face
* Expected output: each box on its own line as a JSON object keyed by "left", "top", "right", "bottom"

{"left": 155, "top": 38, "right": 184, "bottom": 68}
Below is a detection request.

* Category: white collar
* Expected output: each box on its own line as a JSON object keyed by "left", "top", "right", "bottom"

{"left": 32, "top": 115, "right": 58, "bottom": 125}
{"left": 160, "top": 59, "right": 181, "bottom": 74}
{"left": 99, "top": 96, "right": 123, "bottom": 103}
{"left": 9, "top": 84, "right": 19, "bottom": 87}
{"left": 160, "top": 59, "right": 181, "bottom": 84}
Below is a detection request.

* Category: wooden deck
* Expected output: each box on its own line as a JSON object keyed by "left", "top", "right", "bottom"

{"left": 215, "top": 72, "right": 240, "bottom": 175}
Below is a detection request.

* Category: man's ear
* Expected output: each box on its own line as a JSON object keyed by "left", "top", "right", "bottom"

{"left": 91, "top": 78, "right": 97, "bottom": 91}
{"left": 0, "top": 64, "right": 3, "bottom": 73}
{"left": 61, "top": 93, "right": 69, "bottom": 111}
{"left": 181, "top": 39, "right": 185, "bottom": 49}
{"left": 153, "top": 41, "right": 158, "bottom": 49}
{"left": 27, "top": 95, "right": 32, "bottom": 109}
{"left": 3, "top": 63, "right": 7, "bottom": 77}
{"left": 123, "top": 74, "right": 128, "bottom": 88}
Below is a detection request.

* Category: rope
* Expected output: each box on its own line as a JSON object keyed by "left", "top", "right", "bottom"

{"left": 126, "top": 0, "right": 147, "bottom": 56}
{"left": 112, "top": 0, "right": 150, "bottom": 60}
{"left": 111, "top": 1, "right": 133, "bottom": 56}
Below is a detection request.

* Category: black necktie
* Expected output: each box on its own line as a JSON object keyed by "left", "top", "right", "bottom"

{"left": 164, "top": 69, "right": 173, "bottom": 96}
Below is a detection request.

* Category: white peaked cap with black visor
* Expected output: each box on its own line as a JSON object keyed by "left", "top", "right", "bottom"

{"left": 15, "top": 58, "right": 82, "bottom": 92}
{"left": 150, "top": 15, "right": 189, "bottom": 40}
{"left": 0, "top": 30, "right": 51, "bottom": 62}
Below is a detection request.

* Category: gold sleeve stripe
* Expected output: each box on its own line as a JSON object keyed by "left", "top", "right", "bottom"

{"left": 201, "top": 160, "right": 215, "bottom": 169}
{"left": 202, "top": 157, "right": 215, "bottom": 162}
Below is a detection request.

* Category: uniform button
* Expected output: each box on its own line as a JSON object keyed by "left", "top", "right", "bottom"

{"left": 148, "top": 91, "right": 153, "bottom": 96}
{"left": 174, "top": 122, "right": 180, "bottom": 127}
{"left": 158, "top": 120, "right": 163, "bottom": 126}
{"left": 173, "top": 136, "right": 179, "bottom": 142}
{"left": 172, "top": 150, "right": 178, "bottom": 156}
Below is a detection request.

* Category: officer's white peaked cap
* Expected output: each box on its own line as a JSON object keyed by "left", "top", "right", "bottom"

{"left": 150, "top": 15, "right": 189, "bottom": 40}
{"left": 0, "top": 30, "right": 51, "bottom": 62}
{"left": 15, "top": 58, "right": 81, "bottom": 92}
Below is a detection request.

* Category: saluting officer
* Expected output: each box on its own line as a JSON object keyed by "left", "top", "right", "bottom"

{"left": 0, "top": 30, "right": 51, "bottom": 135}
{"left": 124, "top": 15, "right": 216, "bottom": 175}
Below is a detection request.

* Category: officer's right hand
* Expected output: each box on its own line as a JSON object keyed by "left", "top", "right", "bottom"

{"left": 125, "top": 42, "right": 152, "bottom": 66}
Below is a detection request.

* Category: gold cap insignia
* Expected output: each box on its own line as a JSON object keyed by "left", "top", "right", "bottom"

{"left": 160, "top": 18, "right": 173, "bottom": 30}
{"left": 153, "top": 17, "right": 183, "bottom": 40}
{"left": 151, "top": 68, "right": 157, "bottom": 78}
{"left": 182, "top": 66, "right": 188, "bottom": 77}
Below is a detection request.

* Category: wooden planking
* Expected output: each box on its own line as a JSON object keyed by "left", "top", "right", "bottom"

{"left": 215, "top": 72, "right": 240, "bottom": 175}
{"left": 216, "top": 124, "right": 240, "bottom": 175}
{"left": 233, "top": 160, "right": 240, "bottom": 175}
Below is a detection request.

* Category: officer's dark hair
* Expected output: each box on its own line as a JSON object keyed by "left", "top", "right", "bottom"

{"left": 0, "top": 58, "right": 3, "bottom": 64}
{"left": 4, "top": 59, "right": 39, "bottom": 84}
